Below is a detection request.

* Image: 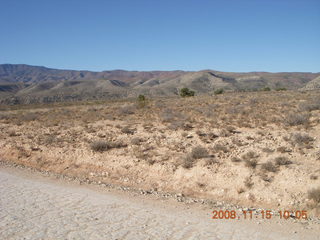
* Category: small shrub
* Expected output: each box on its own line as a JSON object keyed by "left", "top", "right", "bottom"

{"left": 244, "top": 177, "right": 254, "bottom": 188}
{"left": 91, "top": 141, "right": 108, "bottom": 152}
{"left": 310, "top": 175, "right": 318, "bottom": 180}
{"left": 262, "top": 147, "right": 274, "bottom": 153}
{"left": 182, "top": 154, "right": 194, "bottom": 169}
{"left": 275, "top": 156, "right": 292, "bottom": 166}
{"left": 261, "top": 161, "right": 277, "bottom": 172}
{"left": 118, "top": 105, "right": 135, "bottom": 115}
{"left": 260, "top": 87, "right": 271, "bottom": 91}
{"left": 138, "top": 94, "right": 146, "bottom": 101}
{"left": 242, "top": 151, "right": 259, "bottom": 160}
{"left": 213, "top": 143, "right": 229, "bottom": 153}
{"left": 91, "top": 140, "right": 126, "bottom": 152}
{"left": 131, "top": 137, "right": 142, "bottom": 145}
{"left": 244, "top": 159, "right": 258, "bottom": 169}
{"left": 277, "top": 146, "right": 291, "bottom": 153}
{"left": 231, "top": 157, "right": 242, "bottom": 162}
{"left": 308, "top": 187, "right": 320, "bottom": 203}
{"left": 180, "top": 88, "right": 195, "bottom": 97}
{"left": 137, "top": 94, "right": 147, "bottom": 108}
{"left": 191, "top": 146, "right": 209, "bottom": 159}
{"left": 22, "top": 112, "right": 38, "bottom": 122}
{"left": 214, "top": 88, "right": 224, "bottom": 95}
{"left": 290, "top": 132, "right": 314, "bottom": 146}
{"left": 121, "top": 126, "right": 135, "bottom": 134}
{"left": 275, "top": 87, "right": 287, "bottom": 91}
{"left": 285, "top": 113, "right": 309, "bottom": 126}
{"left": 298, "top": 101, "right": 320, "bottom": 112}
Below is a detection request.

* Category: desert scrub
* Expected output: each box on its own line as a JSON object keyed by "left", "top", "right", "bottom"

{"left": 213, "top": 143, "right": 229, "bottom": 153}
{"left": 191, "top": 146, "right": 209, "bottom": 159}
{"left": 90, "top": 141, "right": 108, "bottom": 152}
{"left": 298, "top": 101, "right": 320, "bottom": 112}
{"left": 244, "top": 159, "right": 258, "bottom": 169}
{"left": 131, "top": 137, "right": 142, "bottom": 145}
{"left": 180, "top": 87, "right": 195, "bottom": 97}
{"left": 242, "top": 151, "right": 259, "bottom": 160}
{"left": 231, "top": 156, "right": 242, "bottom": 162}
{"left": 121, "top": 126, "right": 135, "bottom": 134}
{"left": 290, "top": 132, "right": 314, "bottom": 147}
{"left": 285, "top": 113, "right": 309, "bottom": 126}
{"left": 182, "top": 155, "right": 194, "bottom": 169}
{"left": 308, "top": 187, "right": 320, "bottom": 204}
{"left": 90, "top": 140, "right": 127, "bottom": 152}
{"left": 275, "top": 156, "right": 292, "bottom": 166}
{"left": 182, "top": 146, "right": 209, "bottom": 169}
{"left": 261, "top": 161, "right": 277, "bottom": 172}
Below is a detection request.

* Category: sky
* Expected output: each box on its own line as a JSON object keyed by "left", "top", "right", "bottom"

{"left": 0, "top": 0, "right": 319, "bottom": 72}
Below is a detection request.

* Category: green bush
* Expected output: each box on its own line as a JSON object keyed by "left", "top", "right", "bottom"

{"left": 275, "top": 87, "right": 287, "bottom": 91}
{"left": 214, "top": 88, "right": 224, "bottom": 95}
{"left": 138, "top": 94, "right": 146, "bottom": 101}
{"left": 180, "top": 88, "right": 195, "bottom": 97}
{"left": 137, "top": 94, "right": 147, "bottom": 108}
{"left": 261, "top": 87, "right": 271, "bottom": 91}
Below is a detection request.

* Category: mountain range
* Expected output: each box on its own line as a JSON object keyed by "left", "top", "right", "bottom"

{"left": 0, "top": 64, "right": 319, "bottom": 104}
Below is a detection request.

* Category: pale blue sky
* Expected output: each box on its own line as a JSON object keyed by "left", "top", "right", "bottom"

{"left": 0, "top": 0, "right": 319, "bottom": 72}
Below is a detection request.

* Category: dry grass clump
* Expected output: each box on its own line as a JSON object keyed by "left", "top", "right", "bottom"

{"left": 182, "top": 146, "right": 209, "bottom": 169}
{"left": 191, "top": 146, "right": 209, "bottom": 159}
{"left": 242, "top": 151, "right": 259, "bottom": 160}
{"left": 213, "top": 143, "right": 229, "bottom": 153}
{"left": 121, "top": 126, "right": 135, "bottom": 134}
{"left": 262, "top": 147, "right": 274, "bottom": 153}
{"left": 261, "top": 161, "right": 278, "bottom": 172}
{"left": 298, "top": 101, "right": 320, "bottom": 112}
{"left": 21, "top": 112, "right": 38, "bottom": 122}
{"left": 131, "top": 137, "right": 142, "bottom": 145}
{"left": 118, "top": 105, "right": 135, "bottom": 115}
{"left": 231, "top": 156, "right": 242, "bottom": 162}
{"left": 242, "top": 151, "right": 259, "bottom": 168}
{"left": 182, "top": 155, "right": 194, "bottom": 169}
{"left": 244, "top": 176, "right": 254, "bottom": 188}
{"left": 244, "top": 159, "right": 258, "bottom": 169}
{"left": 310, "top": 175, "right": 318, "bottom": 180}
{"left": 285, "top": 113, "right": 309, "bottom": 126}
{"left": 90, "top": 140, "right": 127, "bottom": 152}
{"left": 277, "top": 146, "right": 291, "bottom": 153}
{"left": 290, "top": 132, "right": 314, "bottom": 146}
{"left": 91, "top": 140, "right": 108, "bottom": 152}
{"left": 308, "top": 187, "right": 320, "bottom": 203}
{"left": 275, "top": 156, "right": 292, "bottom": 166}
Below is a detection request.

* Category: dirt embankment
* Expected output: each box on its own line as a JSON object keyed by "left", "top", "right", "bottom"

{"left": 0, "top": 91, "right": 320, "bottom": 216}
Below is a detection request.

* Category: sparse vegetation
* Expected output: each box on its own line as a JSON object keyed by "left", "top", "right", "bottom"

{"left": 214, "top": 88, "right": 224, "bottom": 95}
{"left": 1, "top": 89, "right": 320, "bottom": 215}
{"left": 308, "top": 187, "right": 320, "bottom": 203}
{"left": 275, "top": 156, "right": 292, "bottom": 166}
{"left": 244, "top": 159, "right": 258, "bottom": 169}
{"left": 180, "top": 87, "right": 195, "bottom": 97}
{"left": 90, "top": 141, "right": 108, "bottom": 152}
{"left": 191, "top": 146, "right": 208, "bottom": 159}
{"left": 261, "top": 161, "right": 277, "bottom": 172}
{"left": 285, "top": 113, "right": 310, "bottom": 126}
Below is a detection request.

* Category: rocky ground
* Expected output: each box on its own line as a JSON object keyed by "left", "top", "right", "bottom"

{"left": 0, "top": 90, "right": 320, "bottom": 216}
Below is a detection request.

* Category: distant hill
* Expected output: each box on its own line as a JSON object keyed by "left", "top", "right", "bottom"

{"left": 0, "top": 64, "right": 319, "bottom": 104}
{"left": 303, "top": 76, "right": 320, "bottom": 90}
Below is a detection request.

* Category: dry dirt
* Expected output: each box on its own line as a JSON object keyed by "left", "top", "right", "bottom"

{"left": 0, "top": 90, "right": 320, "bottom": 216}
{"left": 1, "top": 166, "right": 319, "bottom": 240}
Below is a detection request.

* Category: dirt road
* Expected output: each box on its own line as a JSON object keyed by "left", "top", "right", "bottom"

{"left": 0, "top": 167, "right": 318, "bottom": 240}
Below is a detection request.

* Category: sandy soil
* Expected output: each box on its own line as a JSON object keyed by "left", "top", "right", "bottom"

{"left": 0, "top": 166, "right": 319, "bottom": 240}
{"left": 1, "top": 91, "right": 320, "bottom": 213}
